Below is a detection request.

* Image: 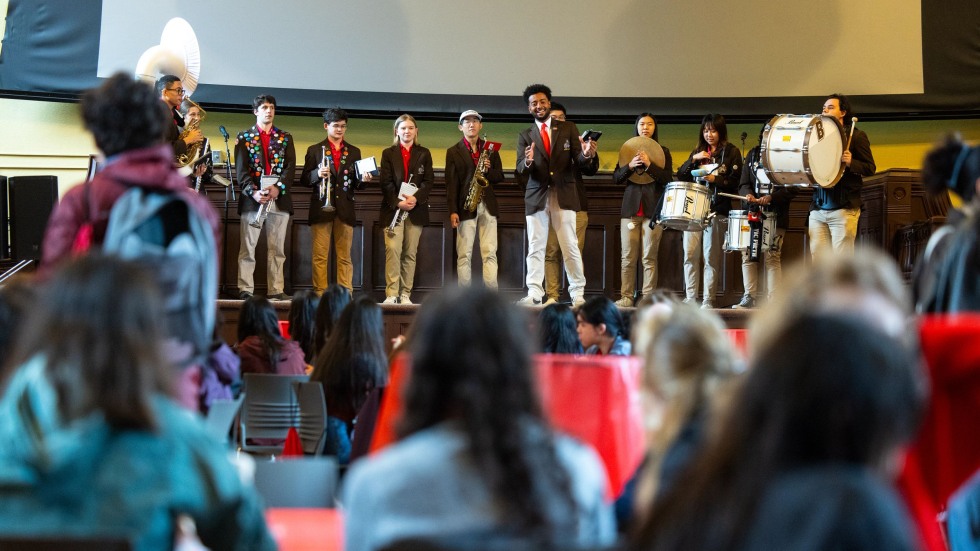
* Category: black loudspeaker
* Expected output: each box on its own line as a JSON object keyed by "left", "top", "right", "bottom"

{"left": 9, "top": 175, "right": 59, "bottom": 263}
{"left": 0, "top": 176, "right": 8, "bottom": 259}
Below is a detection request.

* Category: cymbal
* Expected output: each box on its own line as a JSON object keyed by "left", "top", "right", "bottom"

{"left": 618, "top": 136, "right": 665, "bottom": 184}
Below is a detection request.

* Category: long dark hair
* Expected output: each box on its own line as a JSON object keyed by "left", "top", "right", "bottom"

{"left": 314, "top": 284, "right": 352, "bottom": 356}
{"left": 288, "top": 290, "right": 319, "bottom": 364}
{"left": 695, "top": 113, "right": 728, "bottom": 152}
{"left": 922, "top": 133, "right": 980, "bottom": 202}
{"left": 310, "top": 296, "right": 388, "bottom": 421}
{"left": 399, "top": 287, "right": 578, "bottom": 535}
{"left": 2, "top": 255, "right": 170, "bottom": 430}
{"left": 634, "top": 112, "right": 660, "bottom": 142}
{"left": 631, "top": 312, "right": 925, "bottom": 550}
{"left": 237, "top": 297, "right": 285, "bottom": 368}
{"left": 538, "top": 304, "right": 583, "bottom": 354}
{"left": 576, "top": 296, "right": 627, "bottom": 339}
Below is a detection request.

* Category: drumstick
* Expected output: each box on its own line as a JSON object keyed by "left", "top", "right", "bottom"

{"left": 717, "top": 191, "right": 751, "bottom": 201}
{"left": 844, "top": 117, "right": 858, "bottom": 152}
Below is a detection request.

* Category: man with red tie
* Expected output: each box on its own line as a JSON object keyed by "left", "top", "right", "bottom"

{"left": 515, "top": 84, "right": 596, "bottom": 306}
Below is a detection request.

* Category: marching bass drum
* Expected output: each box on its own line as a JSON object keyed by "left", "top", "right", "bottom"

{"left": 660, "top": 181, "right": 711, "bottom": 231}
{"left": 761, "top": 114, "right": 844, "bottom": 188}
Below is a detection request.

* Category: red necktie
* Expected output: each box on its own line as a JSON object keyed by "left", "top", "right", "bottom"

{"left": 540, "top": 123, "right": 551, "bottom": 156}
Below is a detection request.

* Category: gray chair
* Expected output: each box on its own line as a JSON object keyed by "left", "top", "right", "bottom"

{"left": 253, "top": 456, "right": 339, "bottom": 508}
{"left": 203, "top": 395, "right": 245, "bottom": 446}
{"left": 292, "top": 380, "right": 328, "bottom": 455}
{"left": 238, "top": 373, "right": 308, "bottom": 455}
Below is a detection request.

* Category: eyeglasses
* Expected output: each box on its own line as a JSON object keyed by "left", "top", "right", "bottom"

{"left": 167, "top": 87, "right": 186, "bottom": 96}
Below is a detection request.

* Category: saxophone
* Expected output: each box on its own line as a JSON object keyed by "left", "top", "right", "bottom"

{"left": 463, "top": 137, "right": 491, "bottom": 212}
{"left": 177, "top": 97, "right": 207, "bottom": 168}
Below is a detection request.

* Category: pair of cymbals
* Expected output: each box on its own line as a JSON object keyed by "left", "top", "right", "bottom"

{"left": 618, "top": 136, "right": 665, "bottom": 184}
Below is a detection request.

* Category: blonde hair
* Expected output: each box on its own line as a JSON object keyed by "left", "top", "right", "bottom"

{"left": 632, "top": 304, "right": 739, "bottom": 520}
{"left": 392, "top": 114, "right": 419, "bottom": 145}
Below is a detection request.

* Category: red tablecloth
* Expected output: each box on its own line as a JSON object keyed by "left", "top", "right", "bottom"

{"left": 370, "top": 353, "right": 645, "bottom": 499}
{"left": 265, "top": 508, "right": 342, "bottom": 551}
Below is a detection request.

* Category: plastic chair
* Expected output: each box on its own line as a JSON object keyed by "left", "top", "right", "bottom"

{"left": 292, "top": 380, "right": 328, "bottom": 455}
{"left": 238, "top": 373, "right": 309, "bottom": 455}
{"left": 253, "top": 456, "right": 338, "bottom": 508}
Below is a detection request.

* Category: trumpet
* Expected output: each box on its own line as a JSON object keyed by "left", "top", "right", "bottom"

{"left": 463, "top": 136, "right": 491, "bottom": 212}
{"left": 249, "top": 179, "right": 277, "bottom": 229}
{"left": 320, "top": 145, "right": 336, "bottom": 212}
{"left": 386, "top": 177, "right": 416, "bottom": 237}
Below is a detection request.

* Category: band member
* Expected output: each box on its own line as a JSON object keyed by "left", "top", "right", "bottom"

{"left": 612, "top": 113, "right": 673, "bottom": 307}
{"left": 446, "top": 110, "right": 504, "bottom": 288}
{"left": 516, "top": 84, "right": 596, "bottom": 307}
{"left": 155, "top": 74, "right": 202, "bottom": 161}
{"left": 301, "top": 107, "right": 371, "bottom": 295}
{"left": 181, "top": 98, "right": 212, "bottom": 192}
{"left": 809, "top": 93, "right": 876, "bottom": 256}
{"left": 677, "top": 114, "right": 742, "bottom": 309}
{"left": 235, "top": 94, "right": 296, "bottom": 301}
{"left": 733, "top": 139, "right": 798, "bottom": 308}
{"left": 380, "top": 114, "right": 434, "bottom": 305}
{"left": 543, "top": 102, "right": 598, "bottom": 305}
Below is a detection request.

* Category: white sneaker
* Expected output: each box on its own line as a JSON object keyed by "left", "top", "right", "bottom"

{"left": 614, "top": 297, "right": 634, "bottom": 308}
{"left": 399, "top": 295, "right": 413, "bottom": 305}
{"left": 382, "top": 296, "right": 398, "bottom": 305}
{"left": 683, "top": 297, "right": 697, "bottom": 305}
{"left": 515, "top": 295, "right": 542, "bottom": 305}
{"left": 571, "top": 296, "right": 586, "bottom": 308}
{"left": 543, "top": 297, "right": 559, "bottom": 306}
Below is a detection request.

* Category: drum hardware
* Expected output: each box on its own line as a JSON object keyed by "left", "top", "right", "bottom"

{"left": 319, "top": 145, "right": 336, "bottom": 212}
{"left": 618, "top": 136, "right": 666, "bottom": 184}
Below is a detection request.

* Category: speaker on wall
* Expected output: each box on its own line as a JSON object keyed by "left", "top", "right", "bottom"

{"left": 0, "top": 176, "right": 8, "bottom": 259}
{"left": 9, "top": 175, "right": 58, "bottom": 263}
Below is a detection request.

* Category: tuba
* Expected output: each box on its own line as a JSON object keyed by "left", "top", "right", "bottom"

{"left": 463, "top": 137, "right": 492, "bottom": 212}
{"left": 177, "top": 97, "right": 207, "bottom": 169}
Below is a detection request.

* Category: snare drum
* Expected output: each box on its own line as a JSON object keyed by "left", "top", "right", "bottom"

{"left": 761, "top": 114, "right": 844, "bottom": 188}
{"left": 660, "top": 181, "right": 711, "bottom": 231}
{"left": 724, "top": 210, "right": 776, "bottom": 252}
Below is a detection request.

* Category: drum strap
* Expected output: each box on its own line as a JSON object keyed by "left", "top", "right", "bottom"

{"left": 747, "top": 208, "right": 764, "bottom": 262}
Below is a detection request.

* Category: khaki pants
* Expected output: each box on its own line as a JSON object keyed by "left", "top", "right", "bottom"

{"left": 384, "top": 217, "right": 423, "bottom": 299}
{"left": 808, "top": 208, "right": 860, "bottom": 257}
{"left": 545, "top": 211, "right": 588, "bottom": 301}
{"left": 739, "top": 228, "right": 786, "bottom": 300}
{"left": 311, "top": 218, "right": 354, "bottom": 294}
{"left": 238, "top": 210, "right": 289, "bottom": 295}
{"left": 683, "top": 217, "right": 722, "bottom": 303}
{"left": 620, "top": 217, "right": 664, "bottom": 300}
{"left": 456, "top": 201, "right": 498, "bottom": 288}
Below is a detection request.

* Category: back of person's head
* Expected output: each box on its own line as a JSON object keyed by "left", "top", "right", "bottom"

{"left": 3, "top": 255, "right": 169, "bottom": 430}
{"left": 576, "top": 296, "right": 627, "bottom": 339}
{"left": 633, "top": 311, "right": 925, "bottom": 550}
{"left": 288, "top": 290, "right": 319, "bottom": 364}
{"left": 314, "top": 284, "right": 352, "bottom": 355}
{"left": 310, "top": 296, "right": 387, "bottom": 416}
{"left": 400, "top": 287, "right": 576, "bottom": 534}
{"left": 537, "top": 303, "right": 582, "bottom": 354}
{"left": 751, "top": 247, "right": 910, "bottom": 355}
{"left": 922, "top": 134, "right": 980, "bottom": 203}
{"left": 82, "top": 72, "right": 167, "bottom": 157}
{"left": 0, "top": 277, "right": 37, "bottom": 366}
{"left": 237, "top": 296, "right": 284, "bottom": 366}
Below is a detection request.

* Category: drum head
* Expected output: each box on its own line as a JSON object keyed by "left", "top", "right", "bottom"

{"left": 618, "top": 136, "right": 665, "bottom": 184}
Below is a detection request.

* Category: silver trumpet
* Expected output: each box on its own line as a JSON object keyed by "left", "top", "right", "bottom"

{"left": 249, "top": 199, "right": 268, "bottom": 229}
{"left": 386, "top": 176, "right": 415, "bottom": 237}
{"left": 320, "top": 145, "right": 336, "bottom": 212}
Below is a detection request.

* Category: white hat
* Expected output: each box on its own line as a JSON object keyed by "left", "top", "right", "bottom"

{"left": 458, "top": 110, "right": 482, "bottom": 124}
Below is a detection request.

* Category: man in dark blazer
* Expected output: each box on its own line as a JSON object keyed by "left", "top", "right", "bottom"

{"left": 446, "top": 110, "right": 505, "bottom": 288}
{"left": 235, "top": 94, "right": 296, "bottom": 301}
{"left": 515, "top": 84, "right": 596, "bottom": 306}
{"left": 379, "top": 114, "right": 434, "bottom": 304}
{"left": 301, "top": 107, "right": 372, "bottom": 295}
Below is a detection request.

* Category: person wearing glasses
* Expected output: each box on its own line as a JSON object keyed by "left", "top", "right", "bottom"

{"left": 155, "top": 75, "right": 203, "bottom": 162}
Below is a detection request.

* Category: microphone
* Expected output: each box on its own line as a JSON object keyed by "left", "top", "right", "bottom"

{"left": 218, "top": 125, "right": 230, "bottom": 140}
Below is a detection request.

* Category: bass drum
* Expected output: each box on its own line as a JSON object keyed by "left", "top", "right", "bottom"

{"left": 761, "top": 114, "right": 844, "bottom": 188}
{"left": 660, "top": 181, "right": 711, "bottom": 231}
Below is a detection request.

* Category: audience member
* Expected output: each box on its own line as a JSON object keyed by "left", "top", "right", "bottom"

{"left": 913, "top": 134, "right": 980, "bottom": 313}
{"left": 537, "top": 303, "right": 584, "bottom": 354}
{"left": 198, "top": 312, "right": 240, "bottom": 414}
{"left": 630, "top": 311, "right": 925, "bottom": 550}
{"left": 309, "top": 296, "right": 388, "bottom": 465}
{"left": 342, "top": 287, "right": 615, "bottom": 551}
{"left": 576, "top": 296, "right": 632, "bottom": 356}
{"left": 235, "top": 296, "right": 306, "bottom": 375}
{"left": 0, "top": 277, "right": 36, "bottom": 365}
{"left": 314, "top": 283, "right": 352, "bottom": 358}
{"left": 0, "top": 255, "right": 274, "bottom": 550}
{"left": 619, "top": 304, "right": 738, "bottom": 529}
{"left": 289, "top": 289, "right": 320, "bottom": 364}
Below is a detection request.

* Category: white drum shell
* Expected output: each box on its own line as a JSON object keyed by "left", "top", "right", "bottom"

{"left": 761, "top": 114, "right": 844, "bottom": 188}
{"left": 660, "top": 181, "right": 711, "bottom": 231}
{"left": 724, "top": 210, "right": 776, "bottom": 252}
